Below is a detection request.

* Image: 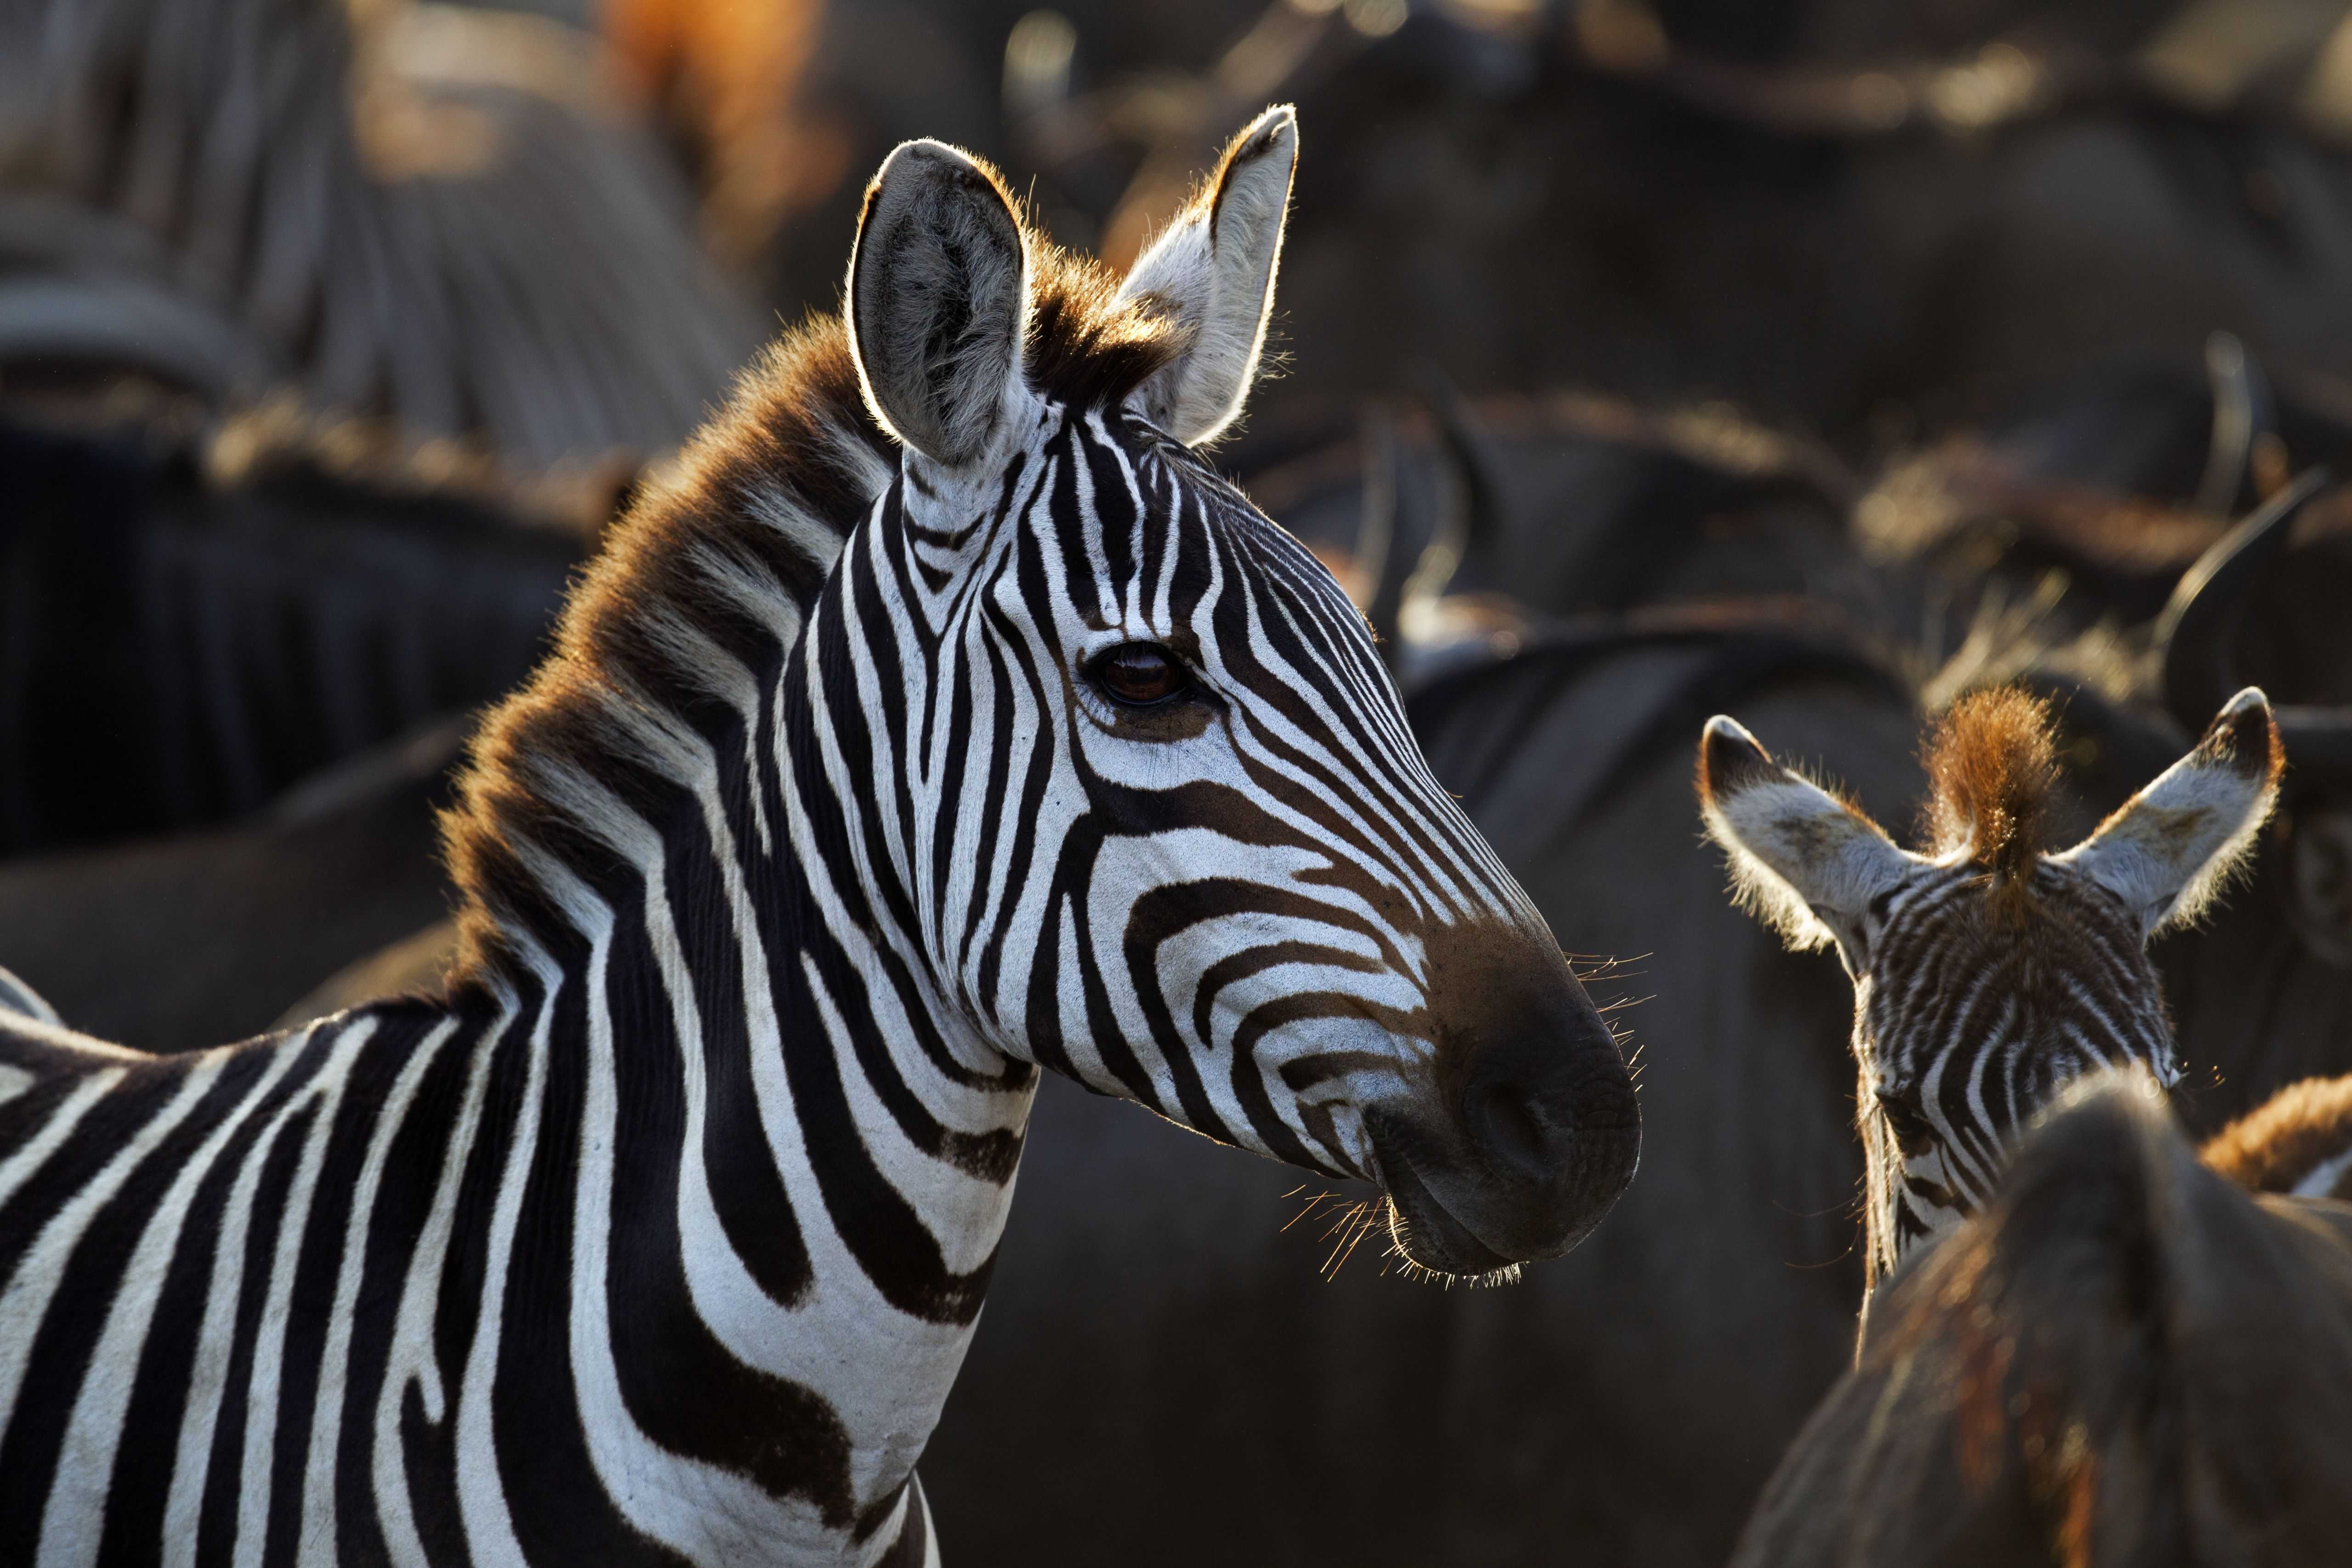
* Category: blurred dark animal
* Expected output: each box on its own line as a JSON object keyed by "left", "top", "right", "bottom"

{"left": 604, "top": 0, "right": 837, "bottom": 263}
{"left": 2203, "top": 1072, "right": 2352, "bottom": 1199}
{"left": 1231, "top": 382, "right": 1870, "bottom": 667}
{"left": 1004, "top": 2, "right": 2352, "bottom": 445}
{"left": 1859, "top": 337, "right": 2352, "bottom": 703}
{"left": 0, "top": 408, "right": 582, "bottom": 853}
{"left": 0, "top": 0, "right": 757, "bottom": 467}
{"left": 1698, "top": 685, "right": 2282, "bottom": 1289}
{"left": 0, "top": 720, "right": 464, "bottom": 1050}
{"left": 1731, "top": 1072, "right": 2352, "bottom": 1568}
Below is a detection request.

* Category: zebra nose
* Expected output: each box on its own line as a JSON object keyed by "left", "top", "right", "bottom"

{"left": 1456, "top": 1007, "right": 1641, "bottom": 1186}
{"left": 1390, "top": 917, "right": 1641, "bottom": 1268}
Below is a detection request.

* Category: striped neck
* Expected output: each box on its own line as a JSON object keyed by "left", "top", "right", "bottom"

{"left": 399, "top": 484, "right": 1035, "bottom": 1558}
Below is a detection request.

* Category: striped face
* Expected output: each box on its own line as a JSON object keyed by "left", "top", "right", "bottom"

{"left": 1853, "top": 864, "right": 2177, "bottom": 1262}
{"left": 830, "top": 397, "right": 1639, "bottom": 1275}
{"left": 837, "top": 119, "right": 1639, "bottom": 1276}
{"left": 1699, "top": 690, "right": 2281, "bottom": 1280}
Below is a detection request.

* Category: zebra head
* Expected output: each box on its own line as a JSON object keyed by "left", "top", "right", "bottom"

{"left": 1698, "top": 686, "right": 2280, "bottom": 1280}
{"left": 829, "top": 109, "right": 1639, "bottom": 1277}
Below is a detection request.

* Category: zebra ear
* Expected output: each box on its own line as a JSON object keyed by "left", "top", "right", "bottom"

{"left": 848, "top": 139, "right": 1034, "bottom": 466}
{"left": 2056, "top": 687, "right": 2282, "bottom": 937}
{"left": 1697, "top": 715, "right": 1914, "bottom": 968}
{"left": 1116, "top": 105, "right": 1296, "bottom": 446}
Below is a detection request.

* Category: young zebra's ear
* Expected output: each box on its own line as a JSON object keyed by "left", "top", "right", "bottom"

{"left": 847, "top": 139, "right": 1034, "bottom": 466}
{"left": 1697, "top": 715, "right": 1915, "bottom": 970}
{"left": 1116, "top": 105, "right": 1297, "bottom": 446}
{"left": 2056, "top": 687, "right": 2283, "bottom": 938}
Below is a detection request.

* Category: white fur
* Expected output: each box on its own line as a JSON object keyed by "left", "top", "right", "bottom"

{"left": 2053, "top": 687, "right": 2280, "bottom": 936}
{"left": 0, "top": 965, "right": 61, "bottom": 1028}
{"left": 2293, "top": 1143, "right": 2352, "bottom": 1198}
{"left": 1699, "top": 721, "right": 1915, "bottom": 963}
{"left": 1117, "top": 105, "right": 1297, "bottom": 445}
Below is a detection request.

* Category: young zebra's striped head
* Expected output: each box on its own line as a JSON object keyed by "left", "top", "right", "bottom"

{"left": 830, "top": 109, "right": 1638, "bottom": 1275}
{"left": 1698, "top": 687, "right": 2281, "bottom": 1281}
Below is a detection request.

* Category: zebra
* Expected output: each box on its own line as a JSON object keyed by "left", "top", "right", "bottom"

{"left": 1696, "top": 682, "right": 2280, "bottom": 1289}
{"left": 0, "top": 107, "right": 1641, "bottom": 1567}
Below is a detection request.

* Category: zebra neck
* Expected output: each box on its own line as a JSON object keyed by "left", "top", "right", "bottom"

{"left": 426, "top": 630, "right": 1035, "bottom": 1558}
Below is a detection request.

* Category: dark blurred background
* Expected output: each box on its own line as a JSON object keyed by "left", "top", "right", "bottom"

{"left": 9, "top": 1, "right": 2352, "bottom": 1563}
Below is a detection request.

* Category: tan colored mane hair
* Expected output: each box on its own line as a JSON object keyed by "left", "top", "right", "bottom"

{"left": 436, "top": 187, "right": 1190, "bottom": 989}
{"left": 2201, "top": 1075, "right": 2352, "bottom": 1198}
{"left": 1922, "top": 687, "right": 2060, "bottom": 919}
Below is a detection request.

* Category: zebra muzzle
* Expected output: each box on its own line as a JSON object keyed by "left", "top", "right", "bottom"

{"left": 1366, "top": 925, "right": 1642, "bottom": 1275}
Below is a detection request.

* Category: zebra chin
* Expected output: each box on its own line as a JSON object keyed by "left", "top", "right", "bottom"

{"left": 1361, "top": 920, "right": 1643, "bottom": 1278}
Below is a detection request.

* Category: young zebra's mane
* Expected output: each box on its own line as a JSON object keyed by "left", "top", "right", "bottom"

{"left": 1922, "top": 686, "right": 2059, "bottom": 913}
{"left": 439, "top": 227, "right": 1186, "bottom": 989}
{"left": 2202, "top": 1075, "right": 2352, "bottom": 1196}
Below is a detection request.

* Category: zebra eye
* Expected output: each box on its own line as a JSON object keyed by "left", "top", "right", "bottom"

{"left": 1877, "top": 1091, "right": 1937, "bottom": 1152}
{"left": 1088, "top": 643, "right": 1189, "bottom": 707}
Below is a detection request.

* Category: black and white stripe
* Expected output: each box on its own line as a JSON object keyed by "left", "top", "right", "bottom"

{"left": 0, "top": 113, "right": 1637, "bottom": 1566}
{"left": 1856, "top": 865, "right": 2178, "bottom": 1262}
{"left": 1701, "top": 687, "right": 2279, "bottom": 1286}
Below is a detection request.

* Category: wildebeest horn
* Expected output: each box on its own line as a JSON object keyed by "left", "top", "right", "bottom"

{"left": 1356, "top": 409, "right": 1408, "bottom": 668}
{"left": 0, "top": 276, "right": 276, "bottom": 401}
{"left": 1420, "top": 366, "right": 1508, "bottom": 570}
{"left": 2157, "top": 466, "right": 2328, "bottom": 733}
{"left": 2194, "top": 331, "right": 2275, "bottom": 518}
{"left": 1393, "top": 367, "right": 1503, "bottom": 634}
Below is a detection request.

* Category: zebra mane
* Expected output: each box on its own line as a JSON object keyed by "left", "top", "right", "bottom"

{"left": 439, "top": 260, "right": 1189, "bottom": 989}
{"left": 2200, "top": 1074, "right": 2352, "bottom": 1196}
{"left": 1922, "top": 686, "right": 2058, "bottom": 911}
{"left": 438, "top": 313, "right": 886, "bottom": 987}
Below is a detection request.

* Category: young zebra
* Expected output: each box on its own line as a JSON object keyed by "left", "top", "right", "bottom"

{"left": 0, "top": 110, "right": 1641, "bottom": 1567}
{"left": 1696, "top": 685, "right": 2280, "bottom": 1288}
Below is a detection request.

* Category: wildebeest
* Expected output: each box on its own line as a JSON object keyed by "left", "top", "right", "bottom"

{"left": 0, "top": 0, "right": 757, "bottom": 465}
{"left": 0, "top": 719, "right": 465, "bottom": 1050}
{"left": 1731, "top": 1071, "right": 2352, "bottom": 1568}
{"left": 0, "top": 408, "right": 583, "bottom": 854}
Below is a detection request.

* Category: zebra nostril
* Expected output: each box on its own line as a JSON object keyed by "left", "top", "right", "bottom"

{"left": 1468, "top": 1084, "right": 1553, "bottom": 1177}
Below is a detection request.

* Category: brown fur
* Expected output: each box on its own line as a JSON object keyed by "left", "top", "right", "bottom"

{"left": 2202, "top": 1075, "right": 2352, "bottom": 1198}
{"left": 1735, "top": 1078, "right": 2352, "bottom": 1568}
{"left": 436, "top": 227, "right": 1187, "bottom": 988}
{"left": 604, "top": 0, "right": 837, "bottom": 260}
{"left": 1923, "top": 687, "right": 2060, "bottom": 919}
